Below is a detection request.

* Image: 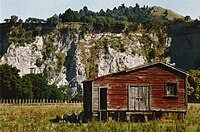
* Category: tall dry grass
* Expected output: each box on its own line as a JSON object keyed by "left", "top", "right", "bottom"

{"left": 0, "top": 103, "right": 200, "bottom": 132}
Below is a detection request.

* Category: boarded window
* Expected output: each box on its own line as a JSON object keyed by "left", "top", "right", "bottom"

{"left": 165, "top": 82, "right": 178, "bottom": 97}
{"left": 129, "top": 85, "right": 150, "bottom": 111}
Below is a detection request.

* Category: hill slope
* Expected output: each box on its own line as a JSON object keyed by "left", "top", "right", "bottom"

{"left": 150, "top": 6, "right": 184, "bottom": 20}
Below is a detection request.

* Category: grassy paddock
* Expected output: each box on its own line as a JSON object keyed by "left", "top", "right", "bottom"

{"left": 0, "top": 103, "right": 200, "bottom": 132}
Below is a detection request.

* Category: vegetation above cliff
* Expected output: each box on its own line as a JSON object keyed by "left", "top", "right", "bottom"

{"left": 1, "top": 3, "right": 195, "bottom": 47}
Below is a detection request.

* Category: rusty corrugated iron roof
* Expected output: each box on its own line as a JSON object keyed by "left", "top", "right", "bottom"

{"left": 82, "top": 61, "right": 187, "bottom": 82}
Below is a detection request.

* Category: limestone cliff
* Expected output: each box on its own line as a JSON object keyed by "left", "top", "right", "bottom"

{"left": 0, "top": 23, "right": 169, "bottom": 92}
{"left": 2, "top": 22, "right": 200, "bottom": 92}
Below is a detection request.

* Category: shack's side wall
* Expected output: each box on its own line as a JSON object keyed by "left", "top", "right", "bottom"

{"left": 83, "top": 81, "right": 92, "bottom": 114}
{"left": 93, "top": 64, "right": 187, "bottom": 111}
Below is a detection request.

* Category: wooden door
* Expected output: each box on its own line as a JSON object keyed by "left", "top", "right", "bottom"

{"left": 92, "top": 86, "right": 99, "bottom": 111}
{"left": 129, "top": 85, "right": 150, "bottom": 111}
{"left": 92, "top": 85, "right": 108, "bottom": 111}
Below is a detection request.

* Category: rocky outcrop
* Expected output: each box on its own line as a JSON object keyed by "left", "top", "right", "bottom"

{"left": 0, "top": 36, "right": 44, "bottom": 76}
{"left": 0, "top": 27, "right": 170, "bottom": 92}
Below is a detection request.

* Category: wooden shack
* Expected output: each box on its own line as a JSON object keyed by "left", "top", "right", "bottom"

{"left": 83, "top": 62, "right": 187, "bottom": 121}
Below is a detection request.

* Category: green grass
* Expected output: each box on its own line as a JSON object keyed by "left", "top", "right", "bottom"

{"left": 0, "top": 103, "right": 200, "bottom": 131}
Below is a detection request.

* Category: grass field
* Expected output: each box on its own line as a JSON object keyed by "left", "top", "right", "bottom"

{"left": 0, "top": 103, "right": 200, "bottom": 132}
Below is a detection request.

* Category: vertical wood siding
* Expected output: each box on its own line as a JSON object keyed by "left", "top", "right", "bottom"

{"left": 92, "top": 86, "right": 99, "bottom": 111}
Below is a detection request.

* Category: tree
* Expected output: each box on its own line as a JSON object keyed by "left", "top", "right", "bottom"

{"left": 46, "top": 14, "right": 60, "bottom": 25}
{"left": 0, "top": 64, "right": 21, "bottom": 99}
{"left": 59, "top": 85, "right": 72, "bottom": 100}
{"left": 18, "top": 19, "right": 23, "bottom": 24}
{"left": 187, "top": 70, "right": 200, "bottom": 102}
{"left": 71, "top": 93, "right": 83, "bottom": 101}
{"left": 83, "top": 6, "right": 89, "bottom": 15}
{"left": 99, "top": 9, "right": 106, "bottom": 16}
{"left": 4, "top": 15, "right": 18, "bottom": 24}
{"left": 32, "top": 26, "right": 42, "bottom": 36}
{"left": 19, "top": 76, "right": 33, "bottom": 99}
{"left": 184, "top": 16, "right": 191, "bottom": 22}
{"left": 48, "top": 84, "right": 63, "bottom": 100}
{"left": 10, "top": 15, "right": 18, "bottom": 25}
{"left": 4, "top": 19, "right": 10, "bottom": 23}
{"left": 25, "top": 17, "right": 45, "bottom": 24}
{"left": 23, "top": 74, "right": 50, "bottom": 99}
{"left": 60, "top": 8, "right": 80, "bottom": 22}
{"left": 163, "top": 10, "right": 168, "bottom": 18}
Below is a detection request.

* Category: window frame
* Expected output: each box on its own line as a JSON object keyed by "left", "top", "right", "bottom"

{"left": 164, "top": 81, "right": 178, "bottom": 97}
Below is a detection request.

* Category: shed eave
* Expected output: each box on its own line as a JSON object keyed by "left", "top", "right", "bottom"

{"left": 82, "top": 61, "right": 188, "bottom": 83}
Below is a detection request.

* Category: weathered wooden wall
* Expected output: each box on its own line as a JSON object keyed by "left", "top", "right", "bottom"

{"left": 91, "top": 63, "right": 187, "bottom": 112}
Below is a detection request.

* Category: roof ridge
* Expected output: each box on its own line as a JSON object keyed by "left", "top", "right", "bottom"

{"left": 82, "top": 61, "right": 187, "bottom": 82}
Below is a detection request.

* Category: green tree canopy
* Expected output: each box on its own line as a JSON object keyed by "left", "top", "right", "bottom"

{"left": 187, "top": 70, "right": 200, "bottom": 103}
{"left": 0, "top": 64, "right": 80, "bottom": 100}
{"left": 46, "top": 14, "right": 60, "bottom": 25}
{"left": 48, "top": 84, "right": 63, "bottom": 100}
{"left": 0, "top": 64, "right": 21, "bottom": 99}
{"left": 22, "top": 73, "right": 50, "bottom": 99}
{"left": 10, "top": 15, "right": 18, "bottom": 25}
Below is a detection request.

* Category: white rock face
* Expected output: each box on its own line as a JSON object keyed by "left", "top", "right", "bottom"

{"left": 0, "top": 32, "right": 167, "bottom": 92}
{"left": 1, "top": 22, "right": 200, "bottom": 93}
{"left": 98, "top": 47, "right": 145, "bottom": 76}
{"left": 78, "top": 33, "right": 147, "bottom": 78}
{"left": 0, "top": 36, "right": 44, "bottom": 76}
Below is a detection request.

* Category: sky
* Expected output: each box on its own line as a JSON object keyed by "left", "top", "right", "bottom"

{"left": 0, "top": 0, "right": 200, "bottom": 22}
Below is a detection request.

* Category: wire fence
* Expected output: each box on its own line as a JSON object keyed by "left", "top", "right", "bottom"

{"left": 0, "top": 99, "right": 83, "bottom": 104}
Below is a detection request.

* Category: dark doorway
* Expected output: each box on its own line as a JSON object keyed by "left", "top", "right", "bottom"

{"left": 100, "top": 88, "right": 107, "bottom": 109}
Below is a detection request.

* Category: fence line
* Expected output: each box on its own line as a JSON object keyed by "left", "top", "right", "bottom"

{"left": 0, "top": 99, "right": 83, "bottom": 104}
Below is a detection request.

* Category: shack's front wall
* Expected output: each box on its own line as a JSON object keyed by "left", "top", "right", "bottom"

{"left": 92, "top": 64, "right": 187, "bottom": 112}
